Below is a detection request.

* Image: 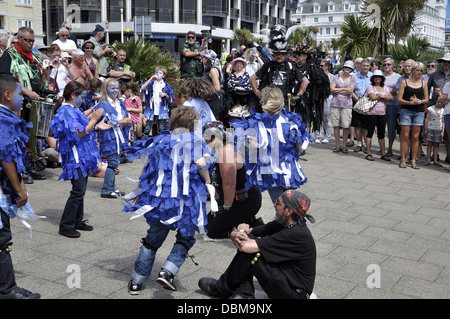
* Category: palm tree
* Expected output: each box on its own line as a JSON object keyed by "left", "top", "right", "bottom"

{"left": 288, "top": 26, "right": 319, "bottom": 48}
{"left": 368, "top": 0, "right": 427, "bottom": 46}
{"left": 337, "top": 14, "right": 372, "bottom": 59}
{"left": 388, "top": 34, "right": 430, "bottom": 63}
{"left": 113, "top": 38, "right": 180, "bottom": 85}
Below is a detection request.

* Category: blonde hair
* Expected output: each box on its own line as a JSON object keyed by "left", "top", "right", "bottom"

{"left": 260, "top": 86, "right": 284, "bottom": 116}
{"left": 155, "top": 66, "right": 167, "bottom": 76}
{"left": 100, "top": 78, "right": 120, "bottom": 101}
{"left": 411, "top": 61, "right": 425, "bottom": 73}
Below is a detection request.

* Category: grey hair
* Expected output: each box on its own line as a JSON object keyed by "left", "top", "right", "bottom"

{"left": 59, "top": 27, "right": 69, "bottom": 34}
{"left": 71, "top": 49, "right": 84, "bottom": 58}
{"left": 17, "top": 27, "right": 34, "bottom": 37}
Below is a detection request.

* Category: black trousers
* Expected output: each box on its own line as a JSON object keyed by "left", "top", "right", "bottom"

{"left": 215, "top": 241, "right": 308, "bottom": 299}
{"left": 0, "top": 209, "right": 15, "bottom": 295}
{"left": 60, "top": 169, "right": 88, "bottom": 231}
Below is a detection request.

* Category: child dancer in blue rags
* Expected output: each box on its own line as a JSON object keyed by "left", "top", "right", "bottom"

{"left": 140, "top": 66, "right": 175, "bottom": 138}
{"left": 94, "top": 78, "right": 132, "bottom": 198}
{"left": 50, "top": 81, "right": 108, "bottom": 238}
{"left": 0, "top": 74, "right": 41, "bottom": 299}
{"left": 123, "top": 106, "right": 216, "bottom": 295}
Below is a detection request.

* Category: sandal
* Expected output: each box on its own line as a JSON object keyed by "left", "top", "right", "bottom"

{"left": 433, "top": 161, "right": 443, "bottom": 167}
{"left": 342, "top": 148, "right": 349, "bottom": 154}
{"left": 366, "top": 155, "right": 375, "bottom": 161}
{"left": 423, "top": 159, "right": 431, "bottom": 166}
{"left": 354, "top": 146, "right": 363, "bottom": 152}
{"left": 399, "top": 159, "right": 407, "bottom": 168}
{"left": 333, "top": 146, "right": 341, "bottom": 153}
{"left": 380, "top": 155, "right": 391, "bottom": 161}
{"left": 411, "top": 160, "right": 420, "bottom": 169}
{"left": 386, "top": 151, "right": 393, "bottom": 157}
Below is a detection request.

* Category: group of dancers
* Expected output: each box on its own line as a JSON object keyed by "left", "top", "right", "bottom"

{"left": 0, "top": 71, "right": 315, "bottom": 299}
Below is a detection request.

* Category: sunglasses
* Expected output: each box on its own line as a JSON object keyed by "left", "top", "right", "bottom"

{"left": 320, "top": 64, "right": 325, "bottom": 67}
{"left": 20, "top": 36, "right": 35, "bottom": 44}
{"left": 427, "top": 65, "right": 436, "bottom": 68}
{"left": 84, "top": 46, "right": 94, "bottom": 50}
{"left": 186, "top": 36, "right": 195, "bottom": 39}
{"left": 383, "top": 63, "right": 392, "bottom": 66}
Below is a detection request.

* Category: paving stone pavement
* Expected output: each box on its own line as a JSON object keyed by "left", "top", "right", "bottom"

{"left": 10, "top": 137, "right": 450, "bottom": 299}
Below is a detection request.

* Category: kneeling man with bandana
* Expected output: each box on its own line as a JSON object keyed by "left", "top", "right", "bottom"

{"left": 199, "top": 190, "right": 316, "bottom": 299}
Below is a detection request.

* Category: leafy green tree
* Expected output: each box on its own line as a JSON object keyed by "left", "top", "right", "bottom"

{"left": 388, "top": 34, "right": 430, "bottom": 62}
{"left": 337, "top": 14, "right": 372, "bottom": 59}
{"left": 113, "top": 38, "right": 180, "bottom": 85}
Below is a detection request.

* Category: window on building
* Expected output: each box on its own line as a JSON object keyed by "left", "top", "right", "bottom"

{"left": 16, "top": 0, "right": 32, "bottom": 5}
{"left": 328, "top": 5, "right": 334, "bottom": 12}
{"left": 314, "top": 5, "right": 320, "bottom": 13}
{"left": 326, "top": 27, "right": 330, "bottom": 35}
{"left": 17, "top": 20, "right": 32, "bottom": 29}
{"left": 329, "top": 16, "right": 333, "bottom": 22}
{"left": 180, "top": 0, "right": 196, "bottom": 23}
{"left": 314, "top": 17, "right": 318, "bottom": 23}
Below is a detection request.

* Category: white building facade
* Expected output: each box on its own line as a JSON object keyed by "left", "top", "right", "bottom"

{"left": 291, "top": 0, "right": 446, "bottom": 52}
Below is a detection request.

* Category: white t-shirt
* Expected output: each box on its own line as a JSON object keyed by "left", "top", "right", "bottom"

{"left": 427, "top": 105, "right": 444, "bottom": 131}
{"left": 152, "top": 80, "right": 165, "bottom": 116}
{"left": 50, "top": 65, "right": 69, "bottom": 97}
{"left": 442, "top": 82, "right": 450, "bottom": 115}
{"left": 52, "top": 38, "right": 77, "bottom": 53}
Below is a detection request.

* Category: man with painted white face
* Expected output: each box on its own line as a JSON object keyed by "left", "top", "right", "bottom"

{"left": 199, "top": 190, "right": 316, "bottom": 299}
{"left": 0, "top": 74, "right": 41, "bottom": 299}
{"left": 180, "top": 31, "right": 203, "bottom": 79}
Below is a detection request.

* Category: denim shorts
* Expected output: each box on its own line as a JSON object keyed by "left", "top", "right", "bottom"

{"left": 399, "top": 108, "right": 425, "bottom": 126}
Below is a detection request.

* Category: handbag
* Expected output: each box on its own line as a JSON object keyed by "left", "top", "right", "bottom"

{"left": 353, "top": 95, "right": 377, "bottom": 115}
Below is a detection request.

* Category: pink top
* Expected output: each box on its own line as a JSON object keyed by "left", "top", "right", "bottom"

{"left": 365, "top": 85, "right": 390, "bottom": 115}
{"left": 330, "top": 74, "right": 356, "bottom": 109}
{"left": 125, "top": 96, "right": 142, "bottom": 124}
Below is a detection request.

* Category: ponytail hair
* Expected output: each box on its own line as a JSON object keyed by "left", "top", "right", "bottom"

{"left": 54, "top": 81, "right": 87, "bottom": 111}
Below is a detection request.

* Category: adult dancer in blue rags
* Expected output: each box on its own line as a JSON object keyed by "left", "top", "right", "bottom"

{"left": 230, "top": 86, "right": 312, "bottom": 203}
{"left": 123, "top": 106, "right": 216, "bottom": 295}
{"left": 0, "top": 74, "right": 42, "bottom": 299}
{"left": 50, "top": 81, "right": 107, "bottom": 238}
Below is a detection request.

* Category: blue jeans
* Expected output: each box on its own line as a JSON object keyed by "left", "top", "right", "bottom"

{"left": 444, "top": 114, "right": 450, "bottom": 138}
{"left": 131, "top": 221, "right": 196, "bottom": 284}
{"left": 101, "top": 153, "right": 119, "bottom": 195}
{"left": 60, "top": 168, "right": 88, "bottom": 231}
{"left": 386, "top": 104, "right": 400, "bottom": 140}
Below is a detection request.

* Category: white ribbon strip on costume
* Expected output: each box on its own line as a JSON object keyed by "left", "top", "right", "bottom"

{"left": 161, "top": 198, "right": 183, "bottom": 225}
{"left": 72, "top": 145, "right": 79, "bottom": 164}
{"left": 113, "top": 126, "right": 125, "bottom": 153}
{"left": 206, "top": 184, "right": 218, "bottom": 212}
{"left": 156, "top": 169, "right": 164, "bottom": 197}
{"left": 130, "top": 204, "right": 154, "bottom": 219}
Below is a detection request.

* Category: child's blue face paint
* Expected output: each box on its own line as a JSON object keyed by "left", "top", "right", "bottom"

{"left": 108, "top": 83, "right": 119, "bottom": 98}
{"left": 12, "top": 84, "right": 24, "bottom": 112}
{"left": 74, "top": 91, "right": 87, "bottom": 107}
{"left": 155, "top": 70, "right": 164, "bottom": 80}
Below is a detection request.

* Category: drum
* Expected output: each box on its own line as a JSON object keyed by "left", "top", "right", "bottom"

{"left": 34, "top": 100, "right": 56, "bottom": 137}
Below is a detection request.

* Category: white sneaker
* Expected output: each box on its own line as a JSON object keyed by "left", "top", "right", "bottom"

{"left": 321, "top": 139, "right": 330, "bottom": 144}
{"left": 315, "top": 139, "right": 321, "bottom": 143}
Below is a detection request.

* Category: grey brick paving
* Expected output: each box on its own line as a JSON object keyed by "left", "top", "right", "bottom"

{"left": 9, "top": 136, "right": 450, "bottom": 299}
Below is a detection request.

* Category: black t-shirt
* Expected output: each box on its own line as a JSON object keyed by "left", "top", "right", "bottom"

{"left": 254, "top": 220, "right": 316, "bottom": 294}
